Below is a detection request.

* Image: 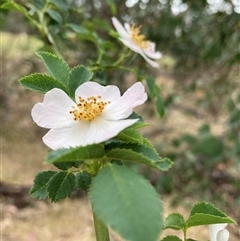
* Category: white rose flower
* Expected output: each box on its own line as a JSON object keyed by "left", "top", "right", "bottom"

{"left": 32, "top": 82, "right": 147, "bottom": 150}
{"left": 112, "top": 17, "right": 162, "bottom": 68}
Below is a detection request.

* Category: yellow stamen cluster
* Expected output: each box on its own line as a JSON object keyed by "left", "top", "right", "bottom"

{"left": 130, "top": 23, "right": 150, "bottom": 49}
{"left": 70, "top": 95, "right": 110, "bottom": 121}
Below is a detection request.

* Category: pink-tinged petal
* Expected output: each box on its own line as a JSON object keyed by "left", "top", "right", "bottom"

{"left": 145, "top": 42, "right": 157, "bottom": 52}
{"left": 143, "top": 48, "right": 162, "bottom": 59}
{"left": 75, "top": 82, "right": 121, "bottom": 102}
{"left": 43, "top": 117, "right": 138, "bottom": 150}
{"left": 120, "top": 39, "right": 160, "bottom": 68}
{"left": 31, "top": 88, "right": 76, "bottom": 129}
{"left": 120, "top": 38, "right": 142, "bottom": 54}
{"left": 216, "top": 229, "right": 229, "bottom": 241}
{"left": 112, "top": 17, "right": 161, "bottom": 68}
{"left": 139, "top": 51, "right": 160, "bottom": 68}
{"left": 112, "top": 17, "right": 130, "bottom": 40}
{"left": 209, "top": 224, "right": 228, "bottom": 241}
{"left": 143, "top": 42, "right": 162, "bottom": 59}
{"left": 102, "top": 82, "right": 147, "bottom": 120}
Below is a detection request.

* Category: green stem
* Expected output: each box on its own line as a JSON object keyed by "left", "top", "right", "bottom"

{"left": 97, "top": 48, "right": 104, "bottom": 64}
{"left": 183, "top": 228, "right": 187, "bottom": 241}
{"left": 36, "top": 2, "right": 63, "bottom": 58}
{"left": 112, "top": 48, "right": 131, "bottom": 66}
{"left": 93, "top": 212, "right": 110, "bottom": 241}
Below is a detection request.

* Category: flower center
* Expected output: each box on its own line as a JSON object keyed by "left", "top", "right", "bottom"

{"left": 130, "top": 23, "right": 150, "bottom": 49}
{"left": 70, "top": 96, "right": 110, "bottom": 121}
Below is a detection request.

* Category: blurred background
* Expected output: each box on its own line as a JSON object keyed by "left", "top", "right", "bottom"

{"left": 1, "top": 0, "right": 240, "bottom": 240}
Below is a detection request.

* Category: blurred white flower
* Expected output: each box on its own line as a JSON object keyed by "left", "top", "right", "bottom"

{"left": 32, "top": 82, "right": 147, "bottom": 150}
{"left": 112, "top": 17, "right": 162, "bottom": 68}
{"left": 209, "top": 223, "right": 230, "bottom": 241}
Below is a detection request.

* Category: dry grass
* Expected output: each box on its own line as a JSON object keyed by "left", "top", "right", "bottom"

{"left": 1, "top": 31, "right": 239, "bottom": 241}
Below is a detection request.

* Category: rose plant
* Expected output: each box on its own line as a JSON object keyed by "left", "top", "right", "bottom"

{"left": 2, "top": 0, "right": 237, "bottom": 240}
{"left": 18, "top": 52, "right": 236, "bottom": 241}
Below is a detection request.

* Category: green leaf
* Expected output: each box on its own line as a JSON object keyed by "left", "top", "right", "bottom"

{"left": 155, "top": 86, "right": 165, "bottom": 117}
{"left": 50, "top": 0, "right": 69, "bottom": 11}
{"left": 31, "top": 0, "right": 45, "bottom": 9}
{"left": 47, "top": 171, "right": 75, "bottom": 202}
{"left": 164, "top": 213, "right": 185, "bottom": 230}
{"left": 94, "top": 69, "right": 107, "bottom": 85}
{"left": 142, "top": 136, "right": 158, "bottom": 149}
{"left": 46, "top": 144, "right": 105, "bottom": 164}
{"left": 1, "top": 2, "right": 28, "bottom": 12}
{"left": 46, "top": 9, "right": 62, "bottom": 23}
{"left": 146, "top": 77, "right": 156, "bottom": 98}
{"left": 68, "top": 65, "right": 93, "bottom": 98}
{"left": 53, "top": 161, "right": 82, "bottom": 170}
{"left": 156, "top": 158, "right": 173, "bottom": 171}
{"left": 126, "top": 112, "right": 148, "bottom": 129}
{"left": 90, "top": 164, "right": 163, "bottom": 241}
{"left": 160, "top": 236, "right": 183, "bottom": 241}
{"left": 105, "top": 142, "right": 173, "bottom": 171}
{"left": 29, "top": 171, "right": 57, "bottom": 199}
{"left": 19, "top": 73, "right": 67, "bottom": 93}
{"left": 182, "top": 134, "right": 197, "bottom": 144}
{"left": 68, "top": 24, "right": 89, "bottom": 34}
{"left": 36, "top": 51, "right": 70, "bottom": 86}
{"left": 185, "top": 202, "right": 236, "bottom": 228}
{"left": 75, "top": 171, "right": 92, "bottom": 191}
{"left": 192, "top": 136, "right": 224, "bottom": 158}
{"left": 92, "top": 18, "right": 113, "bottom": 32}
{"left": 68, "top": 24, "right": 99, "bottom": 44}
{"left": 116, "top": 128, "right": 143, "bottom": 144}
{"left": 1, "top": 2, "right": 39, "bottom": 26}
{"left": 106, "top": 0, "right": 117, "bottom": 15}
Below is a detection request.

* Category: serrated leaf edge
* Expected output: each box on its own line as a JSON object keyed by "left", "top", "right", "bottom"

{"left": 164, "top": 212, "right": 185, "bottom": 230}
{"left": 35, "top": 51, "right": 70, "bottom": 82}
{"left": 19, "top": 73, "right": 66, "bottom": 93}
{"left": 69, "top": 65, "right": 93, "bottom": 78}
{"left": 47, "top": 171, "right": 75, "bottom": 202}
{"left": 186, "top": 213, "right": 236, "bottom": 227}
{"left": 68, "top": 64, "right": 94, "bottom": 97}
{"left": 45, "top": 144, "right": 105, "bottom": 164}
{"left": 189, "top": 201, "right": 233, "bottom": 219}
{"left": 29, "top": 171, "right": 57, "bottom": 200}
